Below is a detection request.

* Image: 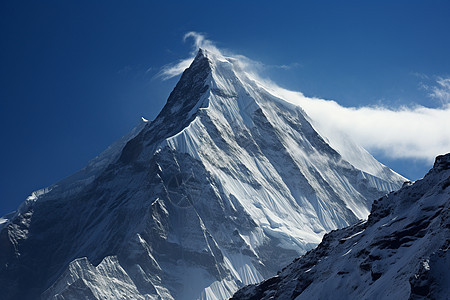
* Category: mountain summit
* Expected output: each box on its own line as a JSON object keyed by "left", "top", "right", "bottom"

{"left": 0, "top": 49, "right": 405, "bottom": 300}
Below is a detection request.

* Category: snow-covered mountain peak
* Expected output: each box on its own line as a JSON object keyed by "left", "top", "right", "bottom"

{"left": 172, "top": 49, "right": 408, "bottom": 185}
{"left": 0, "top": 48, "right": 408, "bottom": 300}
{"left": 154, "top": 48, "right": 212, "bottom": 123}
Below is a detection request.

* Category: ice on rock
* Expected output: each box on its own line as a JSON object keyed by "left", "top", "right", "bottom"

{"left": 233, "top": 153, "right": 450, "bottom": 300}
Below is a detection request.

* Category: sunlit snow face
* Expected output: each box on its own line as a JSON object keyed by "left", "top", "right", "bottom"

{"left": 158, "top": 32, "right": 450, "bottom": 165}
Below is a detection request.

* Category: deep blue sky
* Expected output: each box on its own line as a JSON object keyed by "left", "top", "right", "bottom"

{"left": 1, "top": 1, "right": 449, "bottom": 216}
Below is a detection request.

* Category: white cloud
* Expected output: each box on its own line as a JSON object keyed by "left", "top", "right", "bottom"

{"left": 158, "top": 32, "right": 450, "bottom": 162}
{"left": 271, "top": 62, "right": 302, "bottom": 70}
{"left": 265, "top": 85, "right": 450, "bottom": 162}
{"left": 429, "top": 77, "right": 450, "bottom": 104}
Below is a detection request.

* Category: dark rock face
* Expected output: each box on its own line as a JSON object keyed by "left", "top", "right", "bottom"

{"left": 408, "top": 247, "right": 450, "bottom": 300}
{"left": 233, "top": 153, "right": 450, "bottom": 300}
{"left": 433, "top": 154, "right": 450, "bottom": 171}
{"left": 0, "top": 50, "right": 215, "bottom": 300}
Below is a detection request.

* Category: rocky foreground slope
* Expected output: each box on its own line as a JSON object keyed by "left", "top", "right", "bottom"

{"left": 233, "top": 153, "right": 450, "bottom": 300}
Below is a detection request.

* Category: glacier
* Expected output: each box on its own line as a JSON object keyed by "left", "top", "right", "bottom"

{"left": 0, "top": 49, "right": 405, "bottom": 300}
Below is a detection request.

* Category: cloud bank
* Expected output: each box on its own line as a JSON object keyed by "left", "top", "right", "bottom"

{"left": 268, "top": 87, "right": 450, "bottom": 162}
{"left": 158, "top": 32, "right": 450, "bottom": 162}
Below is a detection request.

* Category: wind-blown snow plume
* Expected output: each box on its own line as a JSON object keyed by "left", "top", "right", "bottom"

{"left": 156, "top": 32, "right": 221, "bottom": 80}
{"left": 158, "top": 32, "right": 450, "bottom": 163}
{"left": 157, "top": 59, "right": 193, "bottom": 80}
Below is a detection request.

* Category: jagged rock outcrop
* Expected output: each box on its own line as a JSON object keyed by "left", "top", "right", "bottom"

{"left": 233, "top": 154, "right": 450, "bottom": 300}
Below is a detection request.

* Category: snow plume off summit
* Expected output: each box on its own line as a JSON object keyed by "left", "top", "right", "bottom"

{"left": 0, "top": 49, "right": 405, "bottom": 300}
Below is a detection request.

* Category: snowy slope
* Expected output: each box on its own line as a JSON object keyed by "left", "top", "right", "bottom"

{"left": 233, "top": 153, "right": 450, "bottom": 300}
{"left": 0, "top": 49, "right": 405, "bottom": 300}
